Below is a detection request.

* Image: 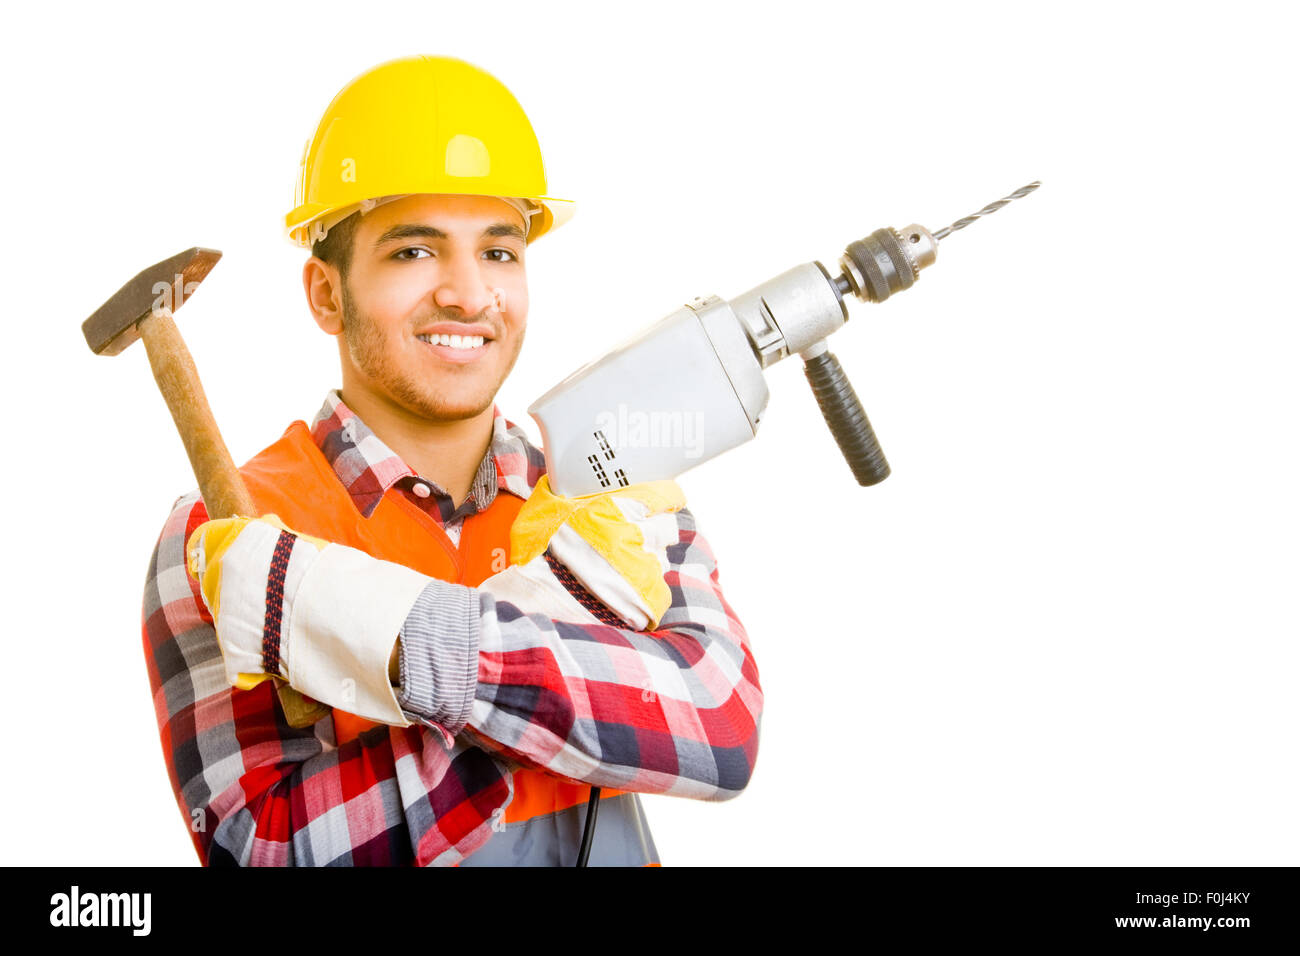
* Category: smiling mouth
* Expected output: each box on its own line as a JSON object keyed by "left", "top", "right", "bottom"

{"left": 415, "top": 332, "right": 490, "bottom": 350}
{"left": 414, "top": 332, "right": 493, "bottom": 364}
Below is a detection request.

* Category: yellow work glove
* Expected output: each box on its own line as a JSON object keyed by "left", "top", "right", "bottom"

{"left": 506, "top": 474, "right": 687, "bottom": 631}
{"left": 185, "top": 513, "right": 434, "bottom": 725}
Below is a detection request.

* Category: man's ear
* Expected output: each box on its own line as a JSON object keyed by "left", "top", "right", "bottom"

{"left": 303, "top": 256, "right": 344, "bottom": 335}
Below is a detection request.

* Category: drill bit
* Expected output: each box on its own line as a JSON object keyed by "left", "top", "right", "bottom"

{"left": 931, "top": 181, "right": 1040, "bottom": 240}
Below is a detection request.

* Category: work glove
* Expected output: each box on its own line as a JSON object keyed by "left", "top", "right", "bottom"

{"left": 496, "top": 474, "right": 687, "bottom": 631}
{"left": 185, "top": 513, "right": 434, "bottom": 726}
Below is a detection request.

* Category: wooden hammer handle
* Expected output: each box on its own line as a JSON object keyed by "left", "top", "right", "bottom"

{"left": 138, "top": 307, "right": 331, "bottom": 728}
{"left": 138, "top": 308, "right": 256, "bottom": 520}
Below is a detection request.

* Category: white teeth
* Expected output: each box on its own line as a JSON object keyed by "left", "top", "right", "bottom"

{"left": 417, "top": 333, "right": 486, "bottom": 350}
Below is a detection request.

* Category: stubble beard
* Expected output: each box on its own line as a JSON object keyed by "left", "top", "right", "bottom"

{"left": 339, "top": 275, "right": 524, "bottom": 423}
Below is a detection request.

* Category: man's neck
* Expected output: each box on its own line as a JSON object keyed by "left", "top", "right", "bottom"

{"left": 337, "top": 386, "right": 494, "bottom": 510}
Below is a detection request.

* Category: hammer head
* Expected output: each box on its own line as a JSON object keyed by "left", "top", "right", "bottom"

{"left": 82, "top": 247, "right": 222, "bottom": 356}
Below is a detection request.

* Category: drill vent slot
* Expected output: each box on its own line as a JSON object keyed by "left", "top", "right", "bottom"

{"left": 587, "top": 430, "right": 626, "bottom": 488}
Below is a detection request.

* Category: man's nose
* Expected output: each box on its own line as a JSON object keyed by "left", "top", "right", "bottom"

{"left": 432, "top": 251, "right": 497, "bottom": 317}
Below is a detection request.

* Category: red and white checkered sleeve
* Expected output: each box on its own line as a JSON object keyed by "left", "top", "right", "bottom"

{"left": 140, "top": 491, "right": 510, "bottom": 866}
{"left": 407, "top": 504, "right": 765, "bottom": 800}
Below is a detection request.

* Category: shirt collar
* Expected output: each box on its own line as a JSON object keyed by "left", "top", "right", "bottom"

{"left": 308, "top": 388, "right": 545, "bottom": 519}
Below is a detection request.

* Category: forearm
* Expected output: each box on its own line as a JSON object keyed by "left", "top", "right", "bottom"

{"left": 396, "top": 508, "right": 764, "bottom": 798}
{"left": 147, "top": 492, "right": 509, "bottom": 866}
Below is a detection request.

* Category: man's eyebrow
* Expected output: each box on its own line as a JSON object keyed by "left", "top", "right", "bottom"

{"left": 373, "top": 222, "right": 527, "bottom": 248}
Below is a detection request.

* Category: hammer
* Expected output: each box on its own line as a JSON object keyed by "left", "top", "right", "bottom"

{"left": 83, "top": 247, "right": 330, "bottom": 729}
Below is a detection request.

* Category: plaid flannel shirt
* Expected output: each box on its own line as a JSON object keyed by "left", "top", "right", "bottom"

{"left": 141, "top": 389, "right": 763, "bottom": 865}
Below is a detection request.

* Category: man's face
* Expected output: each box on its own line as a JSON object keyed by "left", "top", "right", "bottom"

{"left": 331, "top": 193, "right": 529, "bottom": 422}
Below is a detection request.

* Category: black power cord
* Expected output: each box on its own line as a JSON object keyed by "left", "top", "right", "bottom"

{"left": 576, "top": 786, "right": 601, "bottom": 866}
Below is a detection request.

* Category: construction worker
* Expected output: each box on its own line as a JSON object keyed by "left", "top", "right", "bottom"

{"left": 141, "top": 55, "right": 763, "bottom": 866}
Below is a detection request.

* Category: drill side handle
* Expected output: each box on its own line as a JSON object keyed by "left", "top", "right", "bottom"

{"left": 801, "top": 342, "right": 891, "bottom": 487}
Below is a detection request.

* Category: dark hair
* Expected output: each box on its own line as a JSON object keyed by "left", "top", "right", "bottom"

{"left": 311, "top": 211, "right": 361, "bottom": 281}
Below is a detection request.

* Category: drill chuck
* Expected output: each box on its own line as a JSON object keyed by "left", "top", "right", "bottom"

{"left": 839, "top": 224, "right": 938, "bottom": 303}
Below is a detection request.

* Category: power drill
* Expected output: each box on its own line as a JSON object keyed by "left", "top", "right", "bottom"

{"left": 529, "top": 182, "right": 1040, "bottom": 497}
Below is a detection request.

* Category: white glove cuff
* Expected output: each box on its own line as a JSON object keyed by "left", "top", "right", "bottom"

{"left": 285, "top": 544, "right": 435, "bottom": 726}
{"left": 478, "top": 553, "right": 605, "bottom": 626}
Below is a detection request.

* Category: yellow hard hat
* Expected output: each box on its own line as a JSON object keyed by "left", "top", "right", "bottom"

{"left": 286, "top": 55, "right": 574, "bottom": 248}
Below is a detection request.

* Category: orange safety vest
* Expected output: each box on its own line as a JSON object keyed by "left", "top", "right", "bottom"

{"left": 235, "top": 419, "right": 657, "bottom": 865}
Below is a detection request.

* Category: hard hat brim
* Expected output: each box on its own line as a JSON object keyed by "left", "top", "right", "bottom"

{"left": 287, "top": 194, "right": 575, "bottom": 248}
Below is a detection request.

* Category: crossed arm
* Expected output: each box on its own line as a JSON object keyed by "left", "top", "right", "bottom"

{"left": 143, "top": 491, "right": 762, "bottom": 864}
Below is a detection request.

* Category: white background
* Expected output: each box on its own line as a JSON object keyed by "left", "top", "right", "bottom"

{"left": 3, "top": 0, "right": 1296, "bottom": 866}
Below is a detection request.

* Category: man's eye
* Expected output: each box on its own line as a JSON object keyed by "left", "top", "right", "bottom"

{"left": 484, "top": 248, "right": 519, "bottom": 263}
{"left": 393, "top": 247, "right": 431, "bottom": 260}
